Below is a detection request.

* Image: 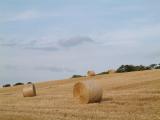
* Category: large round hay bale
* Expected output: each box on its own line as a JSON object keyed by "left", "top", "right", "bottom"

{"left": 73, "top": 80, "right": 103, "bottom": 104}
{"left": 23, "top": 84, "right": 36, "bottom": 97}
{"left": 87, "top": 70, "right": 96, "bottom": 76}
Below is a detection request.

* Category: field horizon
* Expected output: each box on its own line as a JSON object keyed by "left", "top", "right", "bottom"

{"left": 0, "top": 69, "right": 160, "bottom": 120}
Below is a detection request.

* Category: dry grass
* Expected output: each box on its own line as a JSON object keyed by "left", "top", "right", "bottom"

{"left": 0, "top": 70, "right": 160, "bottom": 120}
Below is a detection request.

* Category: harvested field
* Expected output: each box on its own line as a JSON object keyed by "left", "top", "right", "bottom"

{"left": 0, "top": 70, "right": 160, "bottom": 120}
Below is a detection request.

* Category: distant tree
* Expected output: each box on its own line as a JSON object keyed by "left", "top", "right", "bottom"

{"left": 116, "top": 64, "right": 151, "bottom": 73}
{"left": 72, "top": 75, "right": 83, "bottom": 78}
{"left": 116, "top": 65, "right": 137, "bottom": 73}
{"left": 97, "top": 71, "right": 109, "bottom": 75}
{"left": 155, "top": 64, "right": 160, "bottom": 69}
{"left": 13, "top": 82, "right": 24, "bottom": 86}
{"left": 145, "top": 66, "right": 152, "bottom": 70}
{"left": 135, "top": 65, "right": 150, "bottom": 71}
{"left": 155, "top": 66, "right": 160, "bottom": 69}
{"left": 149, "top": 64, "right": 157, "bottom": 69}
{"left": 3, "top": 84, "right": 11, "bottom": 88}
{"left": 27, "top": 82, "right": 32, "bottom": 84}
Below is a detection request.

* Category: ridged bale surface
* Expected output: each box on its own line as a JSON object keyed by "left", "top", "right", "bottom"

{"left": 73, "top": 80, "right": 103, "bottom": 104}
{"left": 23, "top": 84, "right": 36, "bottom": 97}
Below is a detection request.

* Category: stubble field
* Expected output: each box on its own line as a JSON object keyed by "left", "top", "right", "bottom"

{"left": 0, "top": 70, "right": 160, "bottom": 120}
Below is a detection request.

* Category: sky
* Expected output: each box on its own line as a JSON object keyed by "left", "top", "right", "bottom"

{"left": 0, "top": 0, "right": 160, "bottom": 85}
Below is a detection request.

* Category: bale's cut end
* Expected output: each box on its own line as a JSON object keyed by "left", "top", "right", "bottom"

{"left": 23, "top": 84, "right": 36, "bottom": 97}
{"left": 73, "top": 80, "right": 103, "bottom": 104}
{"left": 87, "top": 71, "right": 96, "bottom": 76}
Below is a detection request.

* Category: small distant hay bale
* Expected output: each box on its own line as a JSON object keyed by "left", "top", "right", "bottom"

{"left": 23, "top": 84, "right": 36, "bottom": 97}
{"left": 73, "top": 80, "right": 103, "bottom": 104}
{"left": 87, "top": 70, "right": 96, "bottom": 76}
{"left": 108, "top": 69, "right": 116, "bottom": 74}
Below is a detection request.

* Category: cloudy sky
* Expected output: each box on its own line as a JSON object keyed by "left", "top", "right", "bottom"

{"left": 0, "top": 0, "right": 160, "bottom": 85}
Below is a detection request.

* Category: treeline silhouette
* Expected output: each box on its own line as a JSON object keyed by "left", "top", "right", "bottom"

{"left": 72, "top": 63, "right": 160, "bottom": 78}
{"left": 2, "top": 82, "right": 32, "bottom": 88}
{"left": 117, "top": 64, "right": 160, "bottom": 73}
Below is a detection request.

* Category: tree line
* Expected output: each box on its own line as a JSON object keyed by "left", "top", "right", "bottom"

{"left": 72, "top": 63, "right": 160, "bottom": 78}
{"left": 116, "top": 64, "right": 160, "bottom": 73}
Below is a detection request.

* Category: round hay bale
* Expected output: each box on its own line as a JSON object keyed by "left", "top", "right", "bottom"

{"left": 23, "top": 84, "right": 36, "bottom": 97}
{"left": 108, "top": 69, "right": 116, "bottom": 74}
{"left": 73, "top": 80, "right": 103, "bottom": 104}
{"left": 87, "top": 70, "right": 96, "bottom": 76}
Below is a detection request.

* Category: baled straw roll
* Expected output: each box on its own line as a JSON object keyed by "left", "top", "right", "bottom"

{"left": 108, "top": 69, "right": 116, "bottom": 74}
{"left": 87, "top": 71, "right": 96, "bottom": 76}
{"left": 23, "top": 84, "right": 36, "bottom": 97}
{"left": 73, "top": 80, "right": 103, "bottom": 104}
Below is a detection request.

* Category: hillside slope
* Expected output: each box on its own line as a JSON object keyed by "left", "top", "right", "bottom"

{"left": 0, "top": 70, "right": 160, "bottom": 120}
